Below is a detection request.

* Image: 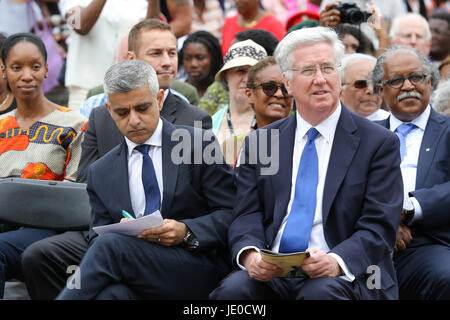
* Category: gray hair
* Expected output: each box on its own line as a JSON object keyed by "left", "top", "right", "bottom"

{"left": 340, "top": 53, "right": 377, "bottom": 84}
{"left": 103, "top": 60, "right": 159, "bottom": 102}
{"left": 389, "top": 13, "right": 432, "bottom": 40}
{"left": 372, "top": 46, "right": 440, "bottom": 94}
{"left": 274, "top": 26, "right": 345, "bottom": 80}
{"left": 432, "top": 79, "right": 450, "bottom": 114}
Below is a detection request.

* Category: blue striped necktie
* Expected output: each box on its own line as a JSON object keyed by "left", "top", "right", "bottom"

{"left": 135, "top": 144, "right": 161, "bottom": 215}
{"left": 395, "top": 123, "right": 416, "bottom": 161}
{"left": 279, "top": 127, "right": 319, "bottom": 253}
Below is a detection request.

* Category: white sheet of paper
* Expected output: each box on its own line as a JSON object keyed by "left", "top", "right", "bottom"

{"left": 93, "top": 210, "right": 164, "bottom": 236}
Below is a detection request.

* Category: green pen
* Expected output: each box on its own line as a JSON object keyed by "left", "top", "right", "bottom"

{"left": 122, "top": 210, "right": 134, "bottom": 219}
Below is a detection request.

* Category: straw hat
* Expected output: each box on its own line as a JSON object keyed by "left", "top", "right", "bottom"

{"left": 215, "top": 39, "right": 267, "bottom": 83}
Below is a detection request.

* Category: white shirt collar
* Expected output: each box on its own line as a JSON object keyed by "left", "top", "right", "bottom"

{"left": 125, "top": 117, "right": 163, "bottom": 157}
{"left": 295, "top": 102, "right": 342, "bottom": 144}
{"left": 389, "top": 105, "right": 431, "bottom": 132}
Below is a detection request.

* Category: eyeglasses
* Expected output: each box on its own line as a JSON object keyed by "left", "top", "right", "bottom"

{"left": 252, "top": 81, "right": 292, "bottom": 98}
{"left": 289, "top": 63, "right": 338, "bottom": 78}
{"left": 344, "top": 79, "right": 373, "bottom": 89}
{"left": 382, "top": 72, "right": 429, "bottom": 89}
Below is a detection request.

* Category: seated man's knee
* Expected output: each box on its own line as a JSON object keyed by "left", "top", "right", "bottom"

{"left": 210, "top": 270, "right": 271, "bottom": 300}
{"left": 21, "top": 239, "right": 55, "bottom": 269}
{"left": 298, "top": 277, "right": 355, "bottom": 300}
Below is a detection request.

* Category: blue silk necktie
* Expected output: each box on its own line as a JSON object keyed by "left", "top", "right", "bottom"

{"left": 395, "top": 123, "right": 416, "bottom": 161}
{"left": 279, "top": 128, "right": 319, "bottom": 253}
{"left": 135, "top": 144, "right": 161, "bottom": 215}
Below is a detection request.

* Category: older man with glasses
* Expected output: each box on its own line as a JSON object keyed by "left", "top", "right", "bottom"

{"left": 373, "top": 45, "right": 450, "bottom": 300}
{"left": 210, "top": 27, "right": 403, "bottom": 300}
{"left": 340, "top": 53, "right": 389, "bottom": 121}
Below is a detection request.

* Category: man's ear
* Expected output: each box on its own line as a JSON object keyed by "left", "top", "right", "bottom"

{"left": 105, "top": 101, "right": 112, "bottom": 113}
{"left": 126, "top": 51, "right": 137, "bottom": 60}
{"left": 157, "top": 89, "right": 164, "bottom": 111}
{"left": 377, "top": 84, "right": 384, "bottom": 101}
{"left": 282, "top": 73, "right": 293, "bottom": 95}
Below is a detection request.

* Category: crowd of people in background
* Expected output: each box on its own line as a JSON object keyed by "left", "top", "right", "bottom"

{"left": 0, "top": 0, "right": 449, "bottom": 301}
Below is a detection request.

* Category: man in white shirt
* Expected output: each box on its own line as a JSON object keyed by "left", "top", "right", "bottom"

{"left": 340, "top": 53, "right": 390, "bottom": 120}
{"left": 373, "top": 45, "right": 450, "bottom": 299}
{"left": 210, "top": 27, "right": 403, "bottom": 300}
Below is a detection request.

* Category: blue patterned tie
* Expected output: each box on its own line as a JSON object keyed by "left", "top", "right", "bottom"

{"left": 135, "top": 145, "right": 161, "bottom": 215}
{"left": 395, "top": 123, "right": 416, "bottom": 161}
{"left": 279, "top": 128, "right": 319, "bottom": 253}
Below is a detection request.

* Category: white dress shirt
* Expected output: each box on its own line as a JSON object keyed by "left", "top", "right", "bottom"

{"left": 125, "top": 118, "right": 164, "bottom": 218}
{"left": 366, "top": 108, "right": 390, "bottom": 121}
{"left": 389, "top": 105, "right": 431, "bottom": 223}
{"left": 238, "top": 103, "right": 355, "bottom": 281}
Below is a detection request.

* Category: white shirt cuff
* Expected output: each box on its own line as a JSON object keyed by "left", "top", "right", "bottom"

{"left": 328, "top": 253, "right": 355, "bottom": 282}
{"left": 410, "top": 196, "right": 423, "bottom": 224}
{"left": 236, "top": 246, "right": 260, "bottom": 270}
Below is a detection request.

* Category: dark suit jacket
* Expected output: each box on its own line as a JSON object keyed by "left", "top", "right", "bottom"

{"left": 86, "top": 119, "right": 235, "bottom": 264}
{"left": 376, "top": 108, "right": 450, "bottom": 247}
{"left": 76, "top": 91, "right": 212, "bottom": 183}
{"left": 231, "top": 106, "right": 403, "bottom": 299}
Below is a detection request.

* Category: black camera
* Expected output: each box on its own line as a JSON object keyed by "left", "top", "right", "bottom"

{"left": 334, "top": 2, "right": 372, "bottom": 25}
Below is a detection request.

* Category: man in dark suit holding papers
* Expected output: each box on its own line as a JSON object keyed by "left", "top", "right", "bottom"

{"left": 210, "top": 27, "right": 403, "bottom": 300}
{"left": 57, "top": 60, "right": 235, "bottom": 299}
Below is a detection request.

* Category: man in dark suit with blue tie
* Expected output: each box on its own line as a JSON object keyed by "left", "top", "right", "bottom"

{"left": 57, "top": 60, "right": 235, "bottom": 299}
{"left": 372, "top": 46, "right": 450, "bottom": 299}
{"left": 210, "top": 27, "right": 403, "bottom": 300}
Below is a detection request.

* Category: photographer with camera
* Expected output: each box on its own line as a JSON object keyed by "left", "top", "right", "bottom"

{"left": 320, "top": 0, "right": 406, "bottom": 30}
{"left": 320, "top": 1, "right": 405, "bottom": 56}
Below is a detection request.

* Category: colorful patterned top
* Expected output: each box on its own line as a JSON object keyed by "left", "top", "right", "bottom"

{"left": 0, "top": 107, "right": 88, "bottom": 182}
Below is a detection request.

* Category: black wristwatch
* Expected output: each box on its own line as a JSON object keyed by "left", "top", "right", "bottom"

{"left": 402, "top": 197, "right": 415, "bottom": 225}
{"left": 182, "top": 229, "right": 199, "bottom": 250}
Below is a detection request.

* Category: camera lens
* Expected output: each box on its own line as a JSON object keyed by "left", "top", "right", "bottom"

{"left": 348, "top": 9, "right": 365, "bottom": 24}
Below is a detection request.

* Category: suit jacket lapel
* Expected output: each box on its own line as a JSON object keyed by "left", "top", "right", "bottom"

{"left": 160, "top": 91, "right": 177, "bottom": 124}
{"left": 322, "top": 107, "right": 360, "bottom": 225}
{"left": 113, "top": 141, "right": 135, "bottom": 217}
{"left": 160, "top": 118, "right": 179, "bottom": 217}
{"left": 416, "top": 109, "right": 446, "bottom": 188}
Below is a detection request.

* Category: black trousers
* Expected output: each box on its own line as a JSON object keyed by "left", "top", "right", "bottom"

{"left": 21, "top": 231, "right": 89, "bottom": 300}
{"left": 56, "top": 233, "right": 230, "bottom": 300}
{"left": 394, "top": 243, "right": 450, "bottom": 300}
{"left": 209, "top": 269, "right": 360, "bottom": 300}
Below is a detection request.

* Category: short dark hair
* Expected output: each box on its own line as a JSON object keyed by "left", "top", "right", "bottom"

{"left": 1, "top": 32, "right": 47, "bottom": 65}
{"left": 0, "top": 32, "right": 7, "bottom": 57}
{"left": 179, "top": 30, "right": 223, "bottom": 79}
{"left": 234, "top": 29, "right": 279, "bottom": 56}
{"left": 247, "top": 56, "right": 277, "bottom": 89}
{"left": 128, "top": 19, "right": 173, "bottom": 54}
{"left": 430, "top": 12, "right": 450, "bottom": 29}
{"left": 335, "top": 24, "right": 374, "bottom": 55}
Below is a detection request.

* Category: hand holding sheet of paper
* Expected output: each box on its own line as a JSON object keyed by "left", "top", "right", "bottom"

{"left": 93, "top": 210, "right": 164, "bottom": 236}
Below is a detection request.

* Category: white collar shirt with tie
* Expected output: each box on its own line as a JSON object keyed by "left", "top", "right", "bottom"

{"left": 389, "top": 104, "right": 431, "bottom": 223}
{"left": 125, "top": 118, "right": 164, "bottom": 218}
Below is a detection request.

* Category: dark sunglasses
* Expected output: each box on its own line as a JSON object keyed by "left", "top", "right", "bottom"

{"left": 253, "top": 81, "right": 292, "bottom": 98}
{"left": 344, "top": 79, "right": 372, "bottom": 89}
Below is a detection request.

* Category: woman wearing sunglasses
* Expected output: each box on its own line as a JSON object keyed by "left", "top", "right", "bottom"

{"left": 246, "top": 56, "right": 293, "bottom": 129}
{"left": 233, "top": 56, "right": 293, "bottom": 169}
